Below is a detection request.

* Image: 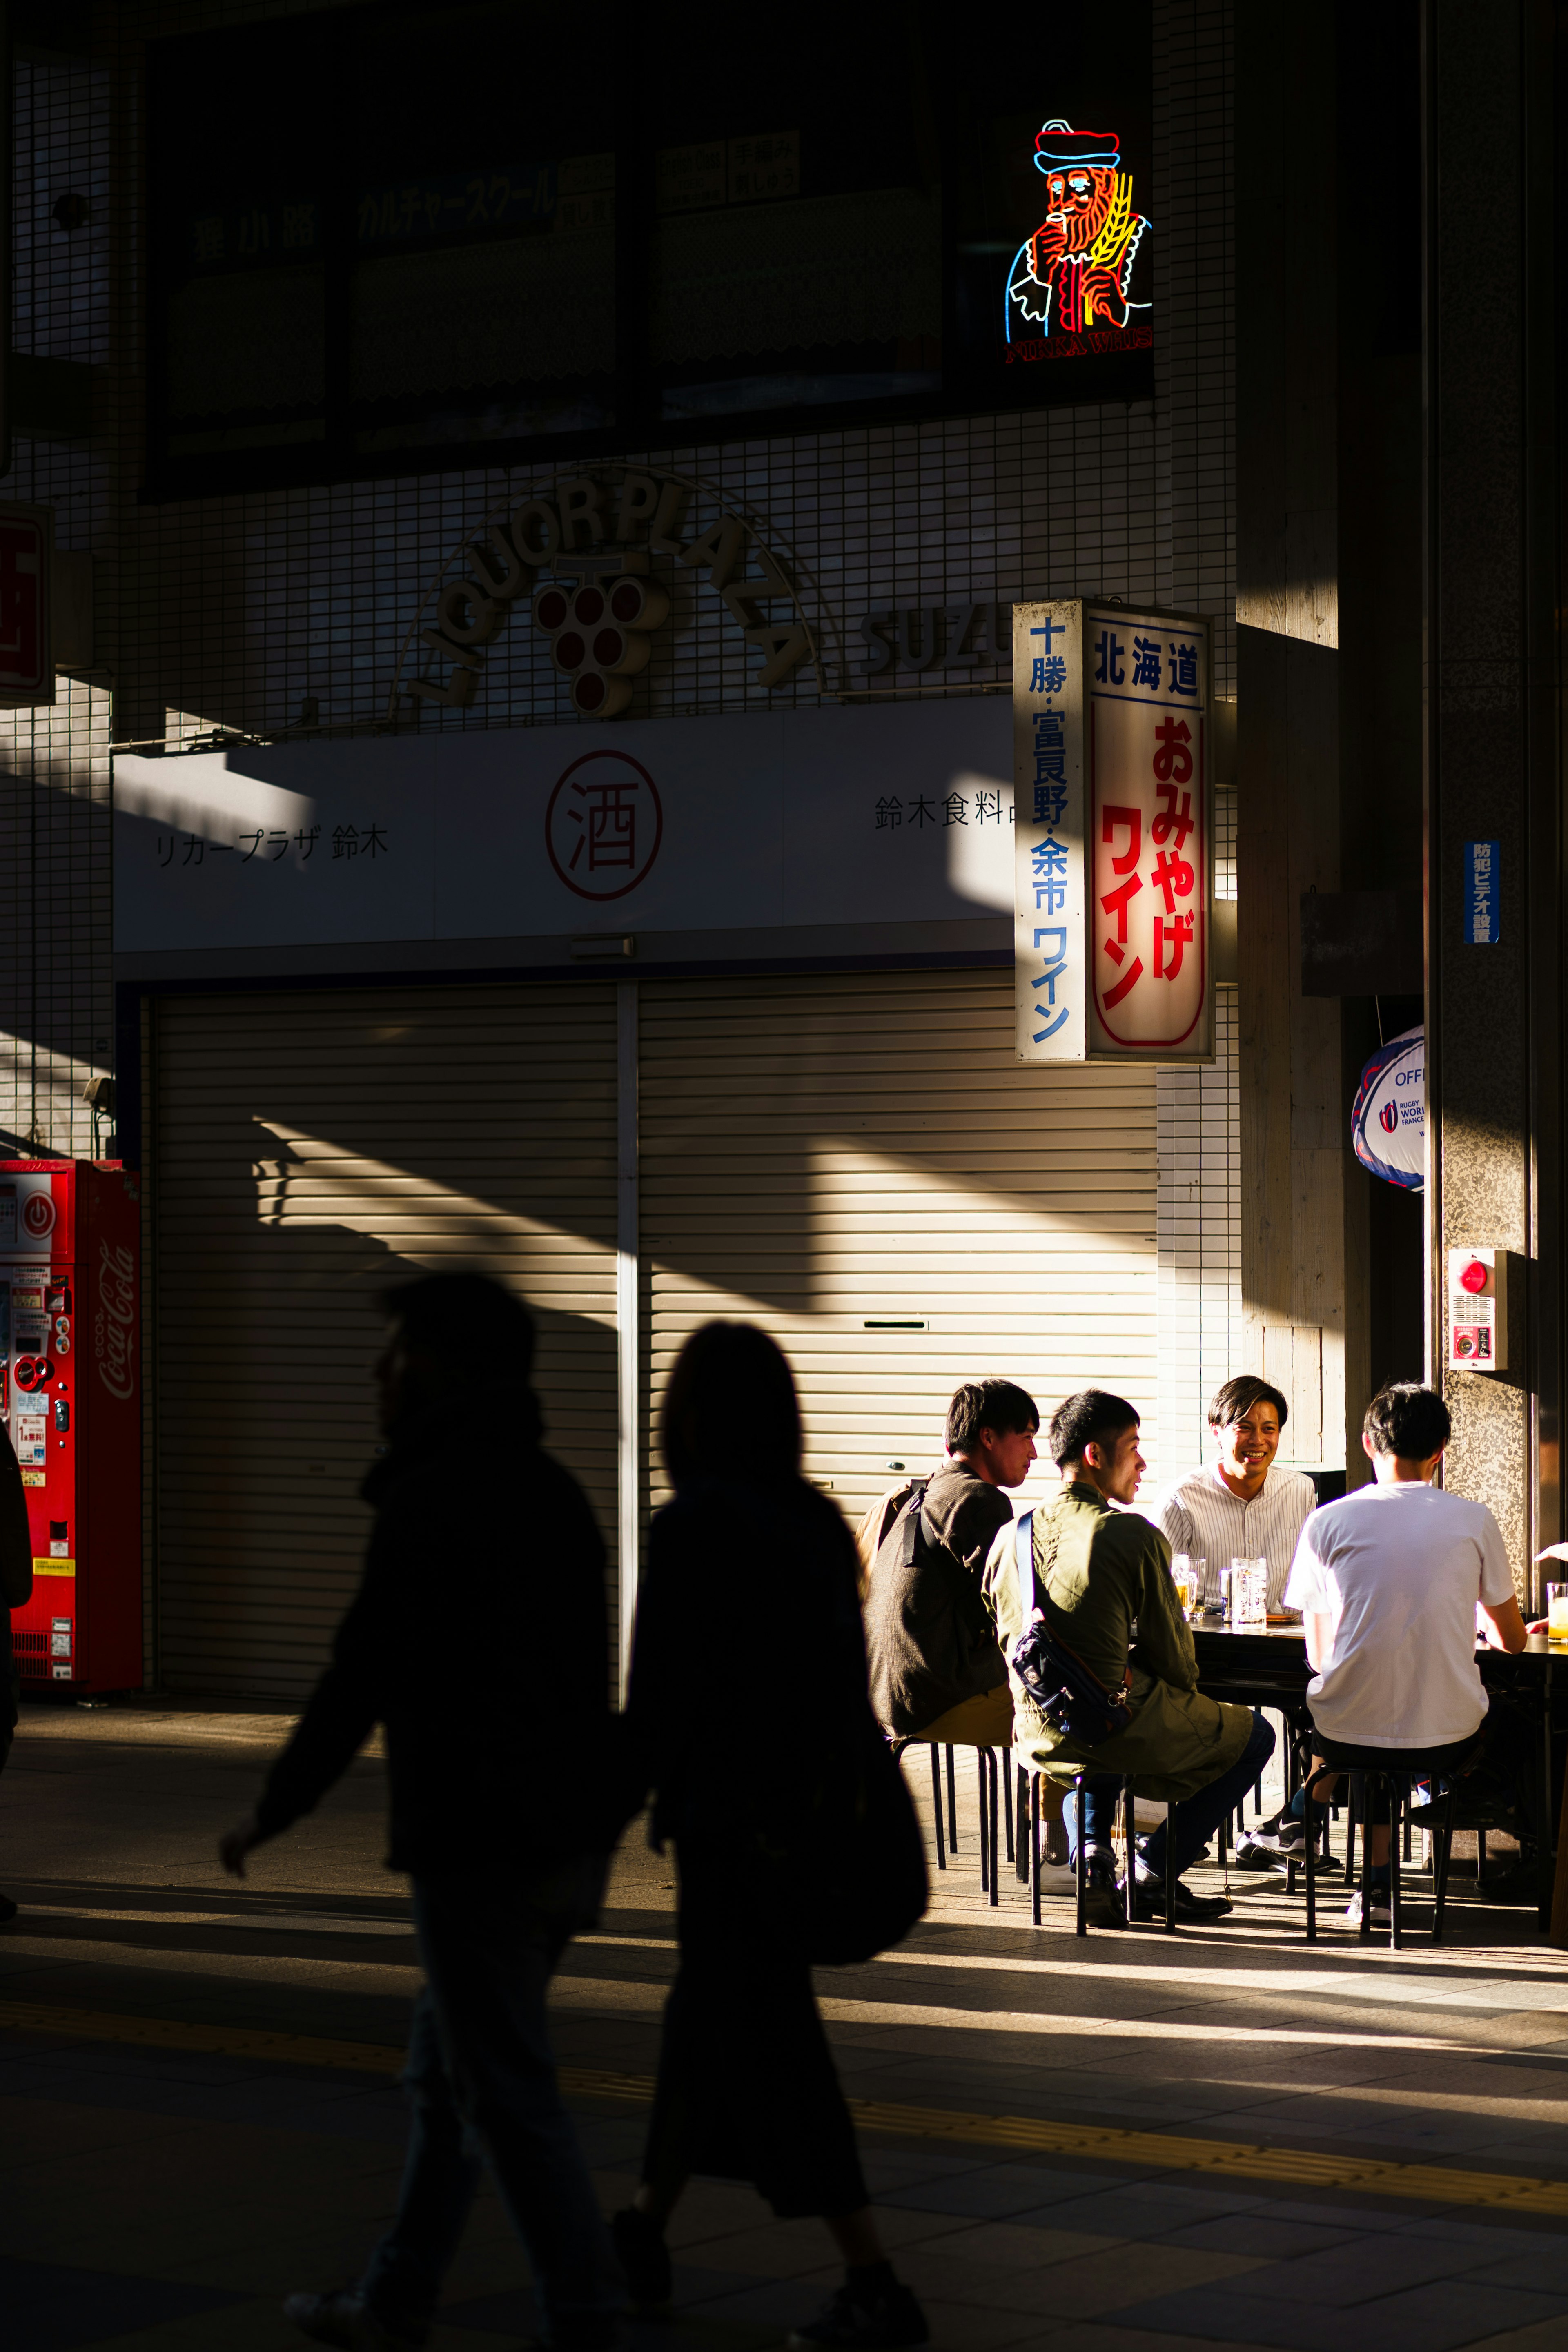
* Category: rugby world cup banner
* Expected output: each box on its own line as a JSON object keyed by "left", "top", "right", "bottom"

{"left": 1013, "top": 599, "right": 1213, "bottom": 1062}
{"left": 1352, "top": 1024, "right": 1425, "bottom": 1192}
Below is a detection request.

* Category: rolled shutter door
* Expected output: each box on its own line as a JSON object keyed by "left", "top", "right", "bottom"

{"left": 147, "top": 980, "right": 618, "bottom": 1697}
{"left": 640, "top": 968, "right": 1156, "bottom": 1523}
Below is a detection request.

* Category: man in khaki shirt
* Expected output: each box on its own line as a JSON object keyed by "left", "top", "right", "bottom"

{"left": 985, "top": 1388, "right": 1272, "bottom": 1927}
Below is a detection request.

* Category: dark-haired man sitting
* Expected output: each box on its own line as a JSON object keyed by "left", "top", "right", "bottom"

{"left": 866, "top": 1379, "right": 1038, "bottom": 1744}
{"left": 985, "top": 1388, "right": 1273, "bottom": 1926}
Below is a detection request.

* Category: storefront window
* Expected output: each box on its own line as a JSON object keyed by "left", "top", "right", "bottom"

{"left": 144, "top": 0, "right": 1151, "bottom": 493}
{"left": 645, "top": 6, "right": 940, "bottom": 422}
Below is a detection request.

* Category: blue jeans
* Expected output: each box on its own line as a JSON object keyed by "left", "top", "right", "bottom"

{"left": 359, "top": 1856, "right": 617, "bottom": 2344}
{"left": 1064, "top": 1709, "right": 1276, "bottom": 1879}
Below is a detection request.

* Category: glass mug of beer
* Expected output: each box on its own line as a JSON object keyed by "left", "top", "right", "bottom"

{"left": 1548, "top": 1583, "right": 1568, "bottom": 1642}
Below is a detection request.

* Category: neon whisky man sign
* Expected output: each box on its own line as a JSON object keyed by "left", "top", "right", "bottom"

{"left": 1006, "top": 120, "right": 1151, "bottom": 357}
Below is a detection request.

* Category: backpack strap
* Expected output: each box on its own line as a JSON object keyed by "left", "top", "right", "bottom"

{"left": 1016, "top": 1510, "right": 1035, "bottom": 1627}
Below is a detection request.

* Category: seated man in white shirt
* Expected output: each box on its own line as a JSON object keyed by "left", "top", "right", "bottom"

{"left": 1282, "top": 1381, "right": 1527, "bottom": 1926}
{"left": 1159, "top": 1376, "right": 1319, "bottom": 1867}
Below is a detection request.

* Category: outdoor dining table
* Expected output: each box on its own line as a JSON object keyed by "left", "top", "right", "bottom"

{"left": 1190, "top": 1619, "right": 1566, "bottom": 1929}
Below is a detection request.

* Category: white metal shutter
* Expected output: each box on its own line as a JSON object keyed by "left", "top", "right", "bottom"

{"left": 640, "top": 968, "right": 1157, "bottom": 1526}
{"left": 147, "top": 981, "right": 618, "bottom": 1697}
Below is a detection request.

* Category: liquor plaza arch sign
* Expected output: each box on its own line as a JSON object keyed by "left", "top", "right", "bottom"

{"left": 386, "top": 462, "right": 831, "bottom": 721}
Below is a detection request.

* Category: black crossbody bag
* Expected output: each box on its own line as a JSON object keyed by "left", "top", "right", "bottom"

{"left": 1009, "top": 1512, "right": 1131, "bottom": 1748}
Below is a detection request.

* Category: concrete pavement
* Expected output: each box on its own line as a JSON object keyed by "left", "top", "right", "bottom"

{"left": 4, "top": 1700, "right": 1568, "bottom": 2352}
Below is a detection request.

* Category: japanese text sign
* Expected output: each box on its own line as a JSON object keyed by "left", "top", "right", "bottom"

{"left": 1463, "top": 840, "right": 1500, "bottom": 945}
{"left": 1015, "top": 599, "right": 1212, "bottom": 1063}
{"left": 0, "top": 504, "right": 53, "bottom": 706}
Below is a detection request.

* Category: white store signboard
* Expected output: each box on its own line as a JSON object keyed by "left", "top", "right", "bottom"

{"left": 114, "top": 700, "right": 1018, "bottom": 953}
{"left": 1014, "top": 599, "right": 1212, "bottom": 1063}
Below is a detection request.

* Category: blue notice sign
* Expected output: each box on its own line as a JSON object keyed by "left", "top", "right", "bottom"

{"left": 1464, "top": 840, "right": 1500, "bottom": 944}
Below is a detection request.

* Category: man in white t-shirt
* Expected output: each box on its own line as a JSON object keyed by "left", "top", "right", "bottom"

{"left": 1282, "top": 1381, "right": 1526, "bottom": 1924}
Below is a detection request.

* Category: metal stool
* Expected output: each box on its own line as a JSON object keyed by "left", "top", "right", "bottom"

{"left": 1303, "top": 1760, "right": 1459, "bottom": 1948}
{"left": 1019, "top": 1767, "right": 1177, "bottom": 1933}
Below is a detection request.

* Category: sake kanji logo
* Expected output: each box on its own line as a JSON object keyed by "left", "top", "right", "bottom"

{"left": 531, "top": 571, "right": 670, "bottom": 719}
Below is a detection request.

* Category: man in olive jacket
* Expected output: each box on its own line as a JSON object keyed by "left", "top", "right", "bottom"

{"left": 984, "top": 1388, "right": 1272, "bottom": 1926}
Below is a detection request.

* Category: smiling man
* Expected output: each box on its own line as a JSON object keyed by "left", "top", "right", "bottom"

{"left": 1158, "top": 1376, "right": 1319, "bottom": 1617}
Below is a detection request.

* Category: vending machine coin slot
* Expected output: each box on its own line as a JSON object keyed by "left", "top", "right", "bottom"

{"left": 49, "top": 1518, "right": 67, "bottom": 1552}
{"left": 52, "top": 1399, "right": 68, "bottom": 1433}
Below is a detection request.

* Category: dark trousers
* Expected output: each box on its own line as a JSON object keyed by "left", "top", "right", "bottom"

{"left": 1066, "top": 1710, "right": 1276, "bottom": 1878}
{"left": 359, "top": 1858, "right": 617, "bottom": 2343}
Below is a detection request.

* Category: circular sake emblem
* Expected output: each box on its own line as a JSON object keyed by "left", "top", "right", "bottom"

{"left": 544, "top": 749, "right": 663, "bottom": 901}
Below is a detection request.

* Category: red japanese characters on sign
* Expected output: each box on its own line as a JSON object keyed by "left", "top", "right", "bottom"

{"left": 0, "top": 507, "right": 52, "bottom": 704}
{"left": 1087, "top": 618, "right": 1207, "bottom": 1052}
{"left": 544, "top": 747, "right": 664, "bottom": 901}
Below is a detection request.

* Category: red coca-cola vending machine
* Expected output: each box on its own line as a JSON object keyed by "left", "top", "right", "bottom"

{"left": 1, "top": 1161, "right": 141, "bottom": 1695}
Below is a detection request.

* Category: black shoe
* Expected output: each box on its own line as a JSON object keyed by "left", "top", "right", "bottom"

{"left": 1131, "top": 1875, "right": 1234, "bottom": 1922}
{"left": 1232, "top": 1837, "right": 1282, "bottom": 1871}
{"left": 788, "top": 2278, "right": 929, "bottom": 2349}
{"left": 611, "top": 2207, "right": 672, "bottom": 2312}
{"left": 1080, "top": 1852, "right": 1127, "bottom": 1929}
{"left": 0, "top": 1891, "right": 16, "bottom": 1923}
{"left": 282, "top": 2290, "right": 423, "bottom": 2350}
{"left": 1042, "top": 1818, "right": 1069, "bottom": 1869}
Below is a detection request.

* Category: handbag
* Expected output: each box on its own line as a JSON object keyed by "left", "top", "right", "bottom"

{"left": 1009, "top": 1512, "right": 1132, "bottom": 1749}
{"left": 749, "top": 1714, "right": 929, "bottom": 1967}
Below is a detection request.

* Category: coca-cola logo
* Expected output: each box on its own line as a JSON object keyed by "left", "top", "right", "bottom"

{"left": 93, "top": 1238, "right": 136, "bottom": 1403}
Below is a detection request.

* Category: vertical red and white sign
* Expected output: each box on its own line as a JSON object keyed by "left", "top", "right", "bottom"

{"left": 1085, "top": 607, "right": 1211, "bottom": 1060}
{"left": 0, "top": 505, "right": 53, "bottom": 706}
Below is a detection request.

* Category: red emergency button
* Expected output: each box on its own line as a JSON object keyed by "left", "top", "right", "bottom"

{"left": 1459, "top": 1259, "right": 1490, "bottom": 1295}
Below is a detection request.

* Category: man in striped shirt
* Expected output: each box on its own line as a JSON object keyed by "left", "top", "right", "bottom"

{"left": 1157, "top": 1376, "right": 1318, "bottom": 1617}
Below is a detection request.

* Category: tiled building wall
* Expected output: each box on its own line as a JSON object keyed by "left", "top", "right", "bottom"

{"left": 2, "top": 0, "right": 1239, "bottom": 1477}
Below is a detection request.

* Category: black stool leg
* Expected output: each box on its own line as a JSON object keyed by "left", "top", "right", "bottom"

{"left": 1477, "top": 1826, "right": 1487, "bottom": 1886}
{"left": 930, "top": 1745, "right": 946, "bottom": 1871}
{"left": 1357, "top": 1775, "right": 1373, "bottom": 1942}
{"left": 1003, "top": 1755, "right": 1015, "bottom": 1864}
{"left": 1074, "top": 1776, "right": 1086, "bottom": 1936}
{"left": 1433, "top": 1785, "right": 1457, "bottom": 1942}
{"left": 988, "top": 1749, "right": 1000, "bottom": 1908}
{"left": 1124, "top": 1782, "right": 1136, "bottom": 1927}
{"left": 976, "top": 1751, "right": 989, "bottom": 1895}
{"left": 1388, "top": 1777, "right": 1402, "bottom": 1952}
{"left": 946, "top": 1745, "right": 958, "bottom": 1852}
{"left": 1305, "top": 1776, "right": 1319, "bottom": 1942}
{"left": 1165, "top": 1799, "right": 1177, "bottom": 1932}
{"left": 1016, "top": 1765, "right": 1029, "bottom": 1884}
{"left": 1031, "top": 1773, "right": 1043, "bottom": 1928}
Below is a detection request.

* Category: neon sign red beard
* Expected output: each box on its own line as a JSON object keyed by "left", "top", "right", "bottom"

{"left": 1045, "top": 178, "right": 1118, "bottom": 252}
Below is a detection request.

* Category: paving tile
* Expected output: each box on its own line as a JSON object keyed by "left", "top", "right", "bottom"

{"left": 0, "top": 2253, "right": 249, "bottom": 2352}
{"left": 1112, "top": 2279, "right": 1568, "bottom": 2352}
{"left": 1204, "top": 2236, "right": 1497, "bottom": 2305}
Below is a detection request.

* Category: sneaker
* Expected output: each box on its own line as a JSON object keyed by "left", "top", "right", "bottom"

{"left": 788, "top": 2277, "right": 929, "bottom": 2349}
{"left": 282, "top": 2290, "right": 422, "bottom": 2350}
{"left": 1080, "top": 1852, "right": 1127, "bottom": 1929}
{"left": 1131, "top": 1875, "right": 1234, "bottom": 1923}
{"left": 1345, "top": 1888, "right": 1392, "bottom": 1927}
{"left": 611, "top": 2207, "right": 672, "bottom": 2312}
{"left": 1232, "top": 1837, "right": 1283, "bottom": 1872}
{"left": 1246, "top": 1814, "right": 1306, "bottom": 1854}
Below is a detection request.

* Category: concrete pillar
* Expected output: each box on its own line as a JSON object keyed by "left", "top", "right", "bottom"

{"left": 1234, "top": 12, "right": 1361, "bottom": 1477}
{"left": 1425, "top": 0, "right": 1560, "bottom": 1598}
